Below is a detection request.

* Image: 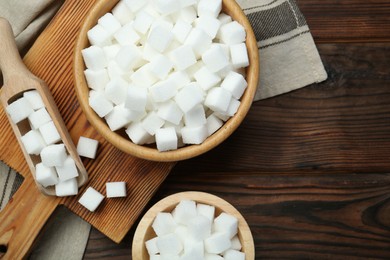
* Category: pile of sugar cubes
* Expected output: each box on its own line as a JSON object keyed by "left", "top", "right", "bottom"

{"left": 146, "top": 200, "right": 245, "bottom": 260}
{"left": 82, "top": 0, "right": 249, "bottom": 152}
{"left": 5, "top": 90, "right": 99, "bottom": 197}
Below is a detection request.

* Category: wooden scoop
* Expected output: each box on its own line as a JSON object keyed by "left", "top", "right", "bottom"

{"left": 0, "top": 18, "right": 88, "bottom": 196}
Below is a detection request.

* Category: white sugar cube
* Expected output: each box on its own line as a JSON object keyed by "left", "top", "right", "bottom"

{"left": 41, "top": 144, "right": 67, "bottom": 167}
{"left": 169, "top": 45, "right": 197, "bottom": 71}
{"left": 114, "top": 23, "right": 140, "bottom": 46}
{"left": 184, "top": 28, "right": 212, "bottom": 58}
{"left": 188, "top": 215, "right": 211, "bottom": 241}
{"left": 107, "top": 61, "right": 131, "bottom": 80}
{"left": 230, "top": 43, "right": 249, "bottom": 68}
{"left": 130, "top": 64, "right": 158, "bottom": 87}
{"left": 77, "top": 136, "right": 99, "bottom": 159}
{"left": 184, "top": 105, "right": 206, "bottom": 127}
{"left": 172, "top": 20, "right": 192, "bottom": 43}
{"left": 149, "top": 55, "right": 174, "bottom": 80}
{"left": 214, "top": 212, "right": 238, "bottom": 238}
{"left": 82, "top": 45, "right": 107, "bottom": 70}
{"left": 214, "top": 111, "right": 230, "bottom": 122}
{"left": 112, "top": 1, "right": 134, "bottom": 25}
{"left": 78, "top": 187, "right": 104, "bottom": 212}
{"left": 225, "top": 98, "right": 240, "bottom": 117}
{"left": 152, "top": 212, "right": 177, "bottom": 236}
{"left": 141, "top": 112, "right": 165, "bottom": 135}
{"left": 133, "top": 10, "right": 154, "bottom": 34}
{"left": 154, "top": 0, "right": 180, "bottom": 15}
{"left": 150, "top": 79, "right": 177, "bottom": 103}
{"left": 87, "top": 24, "right": 112, "bottom": 47}
{"left": 148, "top": 23, "right": 173, "bottom": 53}
{"left": 105, "top": 77, "right": 128, "bottom": 105}
{"left": 202, "top": 45, "right": 230, "bottom": 73}
{"left": 157, "top": 233, "right": 183, "bottom": 255}
{"left": 115, "top": 45, "right": 142, "bottom": 71}
{"left": 146, "top": 237, "right": 160, "bottom": 256}
{"left": 194, "top": 67, "right": 221, "bottom": 91}
{"left": 186, "top": 61, "right": 205, "bottom": 80}
{"left": 39, "top": 121, "right": 61, "bottom": 145}
{"left": 106, "top": 181, "right": 127, "bottom": 198}
{"left": 184, "top": 239, "right": 204, "bottom": 257}
{"left": 206, "top": 113, "right": 223, "bottom": 135}
{"left": 143, "top": 43, "right": 160, "bottom": 62}
{"left": 205, "top": 87, "right": 232, "bottom": 113}
{"left": 98, "top": 13, "right": 121, "bottom": 35}
{"left": 198, "top": 0, "right": 222, "bottom": 18}
{"left": 181, "top": 124, "right": 208, "bottom": 144}
{"left": 126, "top": 122, "right": 153, "bottom": 145}
{"left": 194, "top": 16, "right": 221, "bottom": 39}
{"left": 150, "top": 255, "right": 161, "bottom": 260}
{"left": 219, "top": 21, "right": 246, "bottom": 45}
{"left": 55, "top": 156, "right": 79, "bottom": 181}
{"left": 21, "top": 130, "right": 46, "bottom": 155}
{"left": 35, "top": 163, "right": 59, "bottom": 187}
{"left": 221, "top": 71, "right": 248, "bottom": 99}
{"left": 204, "top": 232, "right": 231, "bottom": 254}
{"left": 231, "top": 235, "right": 242, "bottom": 250}
{"left": 124, "top": 0, "right": 147, "bottom": 12}
{"left": 175, "top": 83, "right": 204, "bottom": 113}
{"left": 23, "top": 90, "right": 44, "bottom": 110}
{"left": 6, "top": 97, "right": 34, "bottom": 124}
{"left": 157, "top": 101, "right": 183, "bottom": 125}
{"left": 173, "top": 6, "right": 197, "bottom": 24}
{"left": 84, "top": 69, "right": 109, "bottom": 91}
{"left": 124, "top": 85, "right": 147, "bottom": 112}
{"left": 197, "top": 203, "right": 215, "bottom": 222}
{"left": 28, "top": 107, "right": 51, "bottom": 129}
{"left": 205, "top": 253, "right": 224, "bottom": 260}
{"left": 103, "top": 44, "right": 121, "bottom": 60}
{"left": 155, "top": 127, "right": 177, "bottom": 152}
{"left": 168, "top": 71, "right": 190, "bottom": 90}
{"left": 105, "top": 105, "right": 144, "bottom": 131}
{"left": 180, "top": 0, "right": 197, "bottom": 8}
{"left": 172, "top": 200, "right": 197, "bottom": 225}
{"left": 218, "top": 13, "right": 232, "bottom": 25}
{"left": 174, "top": 225, "right": 189, "bottom": 243}
{"left": 223, "top": 249, "right": 245, "bottom": 260}
{"left": 89, "top": 91, "right": 114, "bottom": 117}
{"left": 55, "top": 178, "right": 78, "bottom": 197}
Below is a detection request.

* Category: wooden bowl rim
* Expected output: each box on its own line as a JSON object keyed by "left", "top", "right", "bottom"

{"left": 132, "top": 191, "right": 255, "bottom": 259}
{"left": 73, "top": 0, "right": 260, "bottom": 162}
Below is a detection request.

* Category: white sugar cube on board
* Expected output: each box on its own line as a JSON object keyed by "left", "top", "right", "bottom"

{"left": 149, "top": 55, "right": 174, "bottom": 80}
{"left": 175, "top": 83, "right": 204, "bottom": 113}
{"left": 184, "top": 28, "right": 212, "bottom": 58}
{"left": 78, "top": 187, "right": 104, "bottom": 212}
{"left": 114, "top": 23, "right": 140, "bottom": 46}
{"left": 105, "top": 77, "right": 128, "bottom": 105}
{"left": 157, "top": 101, "right": 183, "bottom": 125}
{"left": 98, "top": 13, "right": 121, "bottom": 35}
{"left": 87, "top": 24, "right": 112, "bottom": 47}
{"left": 194, "top": 66, "right": 221, "bottom": 91}
{"left": 28, "top": 107, "right": 51, "bottom": 130}
{"left": 145, "top": 237, "right": 160, "bottom": 256}
{"left": 124, "top": 85, "right": 147, "bottom": 112}
{"left": 205, "top": 87, "right": 232, "bottom": 113}
{"left": 223, "top": 249, "right": 245, "bottom": 260}
{"left": 115, "top": 45, "right": 142, "bottom": 71}
{"left": 6, "top": 97, "right": 34, "bottom": 124}
{"left": 172, "top": 20, "right": 192, "bottom": 43}
{"left": 55, "top": 156, "right": 79, "bottom": 182}
{"left": 130, "top": 64, "right": 158, "bottom": 87}
{"left": 150, "top": 79, "right": 177, "bottom": 103}
{"left": 184, "top": 104, "right": 206, "bottom": 127}
{"left": 141, "top": 111, "right": 165, "bottom": 135}
{"left": 181, "top": 124, "right": 208, "bottom": 144}
{"left": 219, "top": 21, "right": 246, "bottom": 45}
{"left": 39, "top": 121, "right": 61, "bottom": 145}
{"left": 82, "top": 45, "right": 107, "bottom": 70}
{"left": 55, "top": 178, "right": 78, "bottom": 197}
{"left": 124, "top": 0, "right": 147, "bottom": 13}
{"left": 225, "top": 98, "right": 240, "bottom": 117}
{"left": 133, "top": 10, "right": 154, "bottom": 34}
{"left": 187, "top": 215, "right": 212, "bottom": 241}
{"left": 197, "top": 0, "right": 222, "bottom": 18}
{"left": 84, "top": 69, "right": 109, "bottom": 91}
{"left": 173, "top": 6, "right": 197, "bottom": 24}
{"left": 126, "top": 122, "right": 153, "bottom": 145}
{"left": 112, "top": 1, "right": 134, "bottom": 25}
{"left": 202, "top": 45, "right": 230, "bottom": 73}
{"left": 23, "top": 90, "right": 44, "bottom": 110}
{"left": 152, "top": 212, "right": 178, "bottom": 236}
{"left": 194, "top": 16, "right": 221, "bottom": 39}
{"left": 154, "top": 0, "right": 181, "bottom": 15}
{"left": 35, "top": 163, "right": 59, "bottom": 187}
{"left": 172, "top": 199, "right": 197, "bottom": 225}
{"left": 77, "top": 136, "right": 99, "bottom": 159}
{"left": 230, "top": 43, "right": 249, "bottom": 68}
{"left": 148, "top": 23, "right": 174, "bottom": 53}
{"left": 155, "top": 127, "right": 178, "bottom": 152}
{"left": 157, "top": 233, "right": 183, "bottom": 255}
{"left": 168, "top": 71, "right": 191, "bottom": 90}
{"left": 214, "top": 212, "right": 238, "bottom": 238}
{"left": 197, "top": 203, "right": 216, "bottom": 222}
{"left": 41, "top": 144, "right": 67, "bottom": 167}
{"left": 204, "top": 232, "right": 231, "bottom": 254}
{"left": 206, "top": 113, "right": 223, "bottom": 136}
{"left": 180, "top": 0, "right": 197, "bottom": 8}
{"left": 89, "top": 91, "right": 114, "bottom": 117}
{"left": 21, "top": 130, "right": 46, "bottom": 155}
{"left": 205, "top": 253, "right": 224, "bottom": 260}
{"left": 169, "top": 45, "right": 197, "bottom": 71}
{"left": 221, "top": 71, "right": 248, "bottom": 99}
{"left": 231, "top": 235, "right": 242, "bottom": 250}
{"left": 106, "top": 182, "right": 127, "bottom": 198}
{"left": 103, "top": 44, "right": 121, "bottom": 61}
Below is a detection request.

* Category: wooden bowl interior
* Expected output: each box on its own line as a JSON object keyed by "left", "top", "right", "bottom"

{"left": 132, "top": 191, "right": 255, "bottom": 259}
{"left": 74, "top": 0, "right": 259, "bottom": 161}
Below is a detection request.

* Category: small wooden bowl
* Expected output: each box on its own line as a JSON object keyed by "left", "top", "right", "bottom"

{"left": 132, "top": 191, "right": 255, "bottom": 259}
{"left": 74, "top": 0, "right": 259, "bottom": 162}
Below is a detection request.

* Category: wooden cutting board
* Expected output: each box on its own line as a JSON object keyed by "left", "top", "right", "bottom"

{"left": 0, "top": 0, "right": 175, "bottom": 258}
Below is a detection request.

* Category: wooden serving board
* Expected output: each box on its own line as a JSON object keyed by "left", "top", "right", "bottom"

{"left": 0, "top": 0, "right": 175, "bottom": 258}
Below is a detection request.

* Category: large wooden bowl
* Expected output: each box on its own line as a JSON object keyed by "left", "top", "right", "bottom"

{"left": 132, "top": 191, "right": 255, "bottom": 259}
{"left": 74, "top": 0, "right": 259, "bottom": 162}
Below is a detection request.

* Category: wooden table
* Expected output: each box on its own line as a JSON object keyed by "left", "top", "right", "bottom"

{"left": 36, "top": 0, "right": 390, "bottom": 259}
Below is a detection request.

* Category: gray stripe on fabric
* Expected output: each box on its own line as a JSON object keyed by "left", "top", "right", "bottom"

{"left": 260, "top": 30, "right": 310, "bottom": 49}
{"left": 0, "top": 167, "right": 11, "bottom": 209}
{"left": 10, "top": 171, "right": 23, "bottom": 198}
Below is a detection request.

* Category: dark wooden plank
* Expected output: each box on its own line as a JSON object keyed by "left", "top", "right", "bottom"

{"left": 297, "top": 0, "right": 390, "bottom": 43}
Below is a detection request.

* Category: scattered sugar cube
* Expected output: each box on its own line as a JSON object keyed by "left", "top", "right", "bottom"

{"left": 87, "top": 24, "right": 112, "bottom": 47}
{"left": 152, "top": 212, "right": 177, "bottom": 236}
{"left": 55, "top": 156, "right": 79, "bottom": 181}
{"left": 225, "top": 98, "right": 240, "bottom": 117}
{"left": 214, "top": 212, "right": 238, "bottom": 238}
{"left": 149, "top": 55, "right": 174, "bottom": 80}
{"left": 77, "top": 136, "right": 99, "bottom": 159}
{"left": 154, "top": 0, "right": 181, "bottom": 15}
{"left": 41, "top": 144, "right": 67, "bottom": 167}
{"left": 204, "top": 232, "right": 231, "bottom": 254}
{"left": 230, "top": 43, "right": 249, "bottom": 69}
{"left": 98, "top": 13, "right": 121, "bottom": 35}
{"left": 184, "top": 105, "right": 206, "bottom": 127}
{"left": 231, "top": 235, "right": 242, "bottom": 250}
{"left": 157, "top": 100, "right": 183, "bottom": 125}
{"left": 130, "top": 64, "right": 158, "bottom": 87}
{"left": 115, "top": 45, "right": 142, "bottom": 71}
{"left": 89, "top": 91, "right": 114, "bottom": 117}
{"left": 181, "top": 124, "right": 208, "bottom": 144}
{"left": 6, "top": 97, "right": 34, "bottom": 124}
{"left": 133, "top": 10, "right": 154, "bottom": 34}
{"left": 188, "top": 215, "right": 211, "bottom": 241}
{"left": 194, "top": 67, "right": 221, "bottom": 91}
{"left": 172, "top": 20, "right": 192, "bottom": 43}
{"left": 157, "top": 233, "right": 183, "bottom": 255}
{"left": 114, "top": 23, "right": 140, "bottom": 46}
{"left": 150, "top": 79, "right": 177, "bottom": 103}
{"left": 35, "top": 163, "right": 59, "bottom": 187}
{"left": 78, "top": 187, "right": 104, "bottom": 212}
{"left": 168, "top": 71, "right": 191, "bottom": 90}
{"left": 28, "top": 107, "right": 51, "bottom": 129}
{"left": 126, "top": 122, "right": 153, "bottom": 145}
{"left": 105, "top": 77, "right": 128, "bottom": 105}
{"left": 223, "top": 249, "right": 245, "bottom": 260}
{"left": 172, "top": 200, "right": 197, "bottom": 225}
{"left": 202, "top": 45, "right": 230, "bottom": 73}
{"left": 221, "top": 71, "right": 248, "bottom": 99}
{"left": 148, "top": 23, "right": 174, "bottom": 53}
{"left": 112, "top": 0, "right": 134, "bottom": 25}
{"left": 184, "top": 28, "right": 212, "bottom": 58}
{"left": 155, "top": 127, "right": 178, "bottom": 152}
{"left": 141, "top": 112, "right": 165, "bottom": 135}
{"left": 175, "top": 83, "right": 204, "bottom": 113}
{"left": 84, "top": 69, "right": 109, "bottom": 91}
{"left": 205, "top": 253, "right": 224, "bottom": 260}
{"left": 219, "top": 21, "right": 246, "bottom": 45}
{"left": 23, "top": 90, "right": 44, "bottom": 110}
{"left": 124, "top": 0, "right": 147, "bottom": 13}
{"left": 55, "top": 178, "right": 78, "bottom": 197}
{"left": 205, "top": 87, "right": 232, "bottom": 113}
{"left": 197, "top": 0, "right": 222, "bottom": 18}
{"left": 206, "top": 113, "right": 223, "bottom": 135}
{"left": 39, "top": 121, "right": 61, "bottom": 145}
{"left": 197, "top": 203, "right": 215, "bottom": 223}
{"left": 124, "top": 85, "right": 147, "bottom": 112}
{"left": 82, "top": 45, "right": 107, "bottom": 70}
{"left": 169, "top": 45, "right": 197, "bottom": 71}
{"left": 146, "top": 237, "right": 160, "bottom": 256}
{"left": 21, "top": 130, "right": 46, "bottom": 155}
{"left": 106, "top": 182, "right": 127, "bottom": 198}
{"left": 194, "top": 16, "right": 221, "bottom": 39}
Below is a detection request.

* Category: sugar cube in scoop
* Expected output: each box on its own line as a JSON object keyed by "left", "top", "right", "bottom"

{"left": 23, "top": 90, "right": 44, "bottom": 110}
{"left": 35, "top": 163, "right": 59, "bottom": 187}
{"left": 6, "top": 97, "right": 34, "bottom": 124}
{"left": 55, "top": 156, "right": 79, "bottom": 182}
{"left": 41, "top": 144, "right": 67, "bottom": 167}
{"left": 21, "top": 130, "right": 46, "bottom": 155}
{"left": 55, "top": 178, "right": 78, "bottom": 197}
{"left": 39, "top": 121, "right": 61, "bottom": 145}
